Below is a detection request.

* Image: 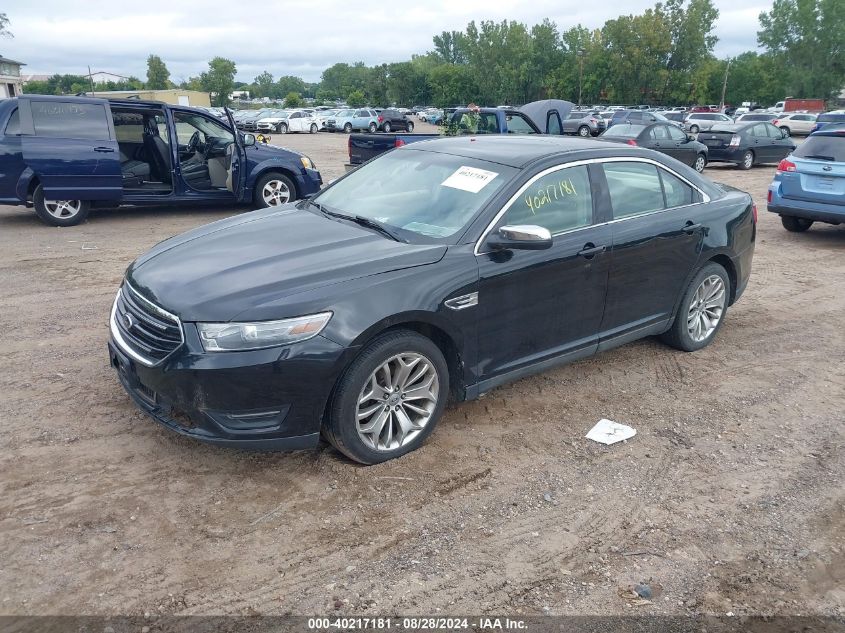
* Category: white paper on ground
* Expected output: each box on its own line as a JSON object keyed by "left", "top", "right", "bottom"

{"left": 441, "top": 165, "right": 499, "bottom": 193}
{"left": 585, "top": 419, "right": 637, "bottom": 445}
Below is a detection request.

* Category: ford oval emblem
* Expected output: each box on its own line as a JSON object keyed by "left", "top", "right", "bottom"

{"left": 122, "top": 313, "right": 134, "bottom": 330}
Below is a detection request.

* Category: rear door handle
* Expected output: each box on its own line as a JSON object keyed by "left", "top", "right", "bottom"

{"left": 683, "top": 221, "right": 703, "bottom": 234}
{"left": 578, "top": 243, "right": 606, "bottom": 258}
{"left": 94, "top": 146, "right": 115, "bottom": 153}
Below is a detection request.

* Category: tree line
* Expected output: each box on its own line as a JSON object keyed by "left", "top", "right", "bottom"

{"left": 19, "top": 0, "right": 845, "bottom": 108}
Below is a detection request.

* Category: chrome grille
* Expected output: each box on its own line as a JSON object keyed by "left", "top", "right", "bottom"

{"left": 111, "top": 284, "right": 183, "bottom": 366}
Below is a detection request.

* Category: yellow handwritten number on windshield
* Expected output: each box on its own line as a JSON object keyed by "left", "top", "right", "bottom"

{"left": 524, "top": 178, "right": 578, "bottom": 215}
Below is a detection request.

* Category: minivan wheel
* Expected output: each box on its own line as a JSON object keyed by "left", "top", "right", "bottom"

{"left": 781, "top": 215, "right": 813, "bottom": 232}
{"left": 254, "top": 172, "right": 296, "bottom": 207}
{"left": 33, "top": 185, "right": 89, "bottom": 227}
{"left": 578, "top": 125, "right": 590, "bottom": 137}
{"left": 661, "top": 262, "right": 730, "bottom": 352}
{"left": 323, "top": 330, "right": 449, "bottom": 464}
{"left": 739, "top": 150, "right": 754, "bottom": 170}
{"left": 694, "top": 153, "right": 707, "bottom": 173}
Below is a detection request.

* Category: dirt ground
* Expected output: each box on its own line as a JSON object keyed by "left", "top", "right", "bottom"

{"left": 1, "top": 124, "right": 843, "bottom": 619}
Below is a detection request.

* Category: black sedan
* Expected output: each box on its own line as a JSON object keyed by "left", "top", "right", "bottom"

{"left": 697, "top": 122, "right": 796, "bottom": 169}
{"left": 108, "top": 136, "right": 756, "bottom": 464}
{"left": 599, "top": 122, "right": 709, "bottom": 172}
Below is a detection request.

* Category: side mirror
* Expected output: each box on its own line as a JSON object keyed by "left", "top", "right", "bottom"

{"left": 242, "top": 133, "right": 256, "bottom": 147}
{"left": 487, "top": 225, "right": 553, "bottom": 251}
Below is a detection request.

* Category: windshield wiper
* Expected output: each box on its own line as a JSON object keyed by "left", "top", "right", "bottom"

{"left": 349, "top": 215, "right": 405, "bottom": 242}
{"left": 307, "top": 201, "right": 404, "bottom": 242}
{"left": 803, "top": 154, "right": 835, "bottom": 162}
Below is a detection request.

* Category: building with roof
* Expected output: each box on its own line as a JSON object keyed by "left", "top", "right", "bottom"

{"left": 0, "top": 55, "right": 25, "bottom": 99}
{"left": 86, "top": 88, "right": 211, "bottom": 107}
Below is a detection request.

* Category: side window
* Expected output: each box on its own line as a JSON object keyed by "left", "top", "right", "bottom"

{"left": 5, "top": 108, "right": 19, "bottom": 135}
{"left": 751, "top": 124, "right": 767, "bottom": 138}
{"left": 660, "top": 169, "right": 696, "bottom": 207}
{"left": 628, "top": 111, "right": 643, "bottom": 122}
{"left": 766, "top": 123, "right": 783, "bottom": 138}
{"left": 501, "top": 164, "right": 593, "bottom": 234}
{"left": 290, "top": 112, "right": 301, "bottom": 119}
{"left": 649, "top": 126, "right": 670, "bottom": 140}
{"left": 667, "top": 125, "right": 687, "bottom": 141}
{"left": 603, "top": 162, "right": 665, "bottom": 218}
{"left": 505, "top": 114, "right": 537, "bottom": 135}
{"left": 546, "top": 112, "right": 562, "bottom": 135}
{"left": 31, "top": 101, "right": 111, "bottom": 140}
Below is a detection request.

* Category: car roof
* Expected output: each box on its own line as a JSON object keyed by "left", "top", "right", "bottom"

{"left": 811, "top": 123, "right": 845, "bottom": 135}
{"left": 401, "top": 134, "right": 643, "bottom": 167}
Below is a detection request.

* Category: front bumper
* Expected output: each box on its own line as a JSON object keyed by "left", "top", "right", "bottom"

{"left": 108, "top": 328, "right": 349, "bottom": 450}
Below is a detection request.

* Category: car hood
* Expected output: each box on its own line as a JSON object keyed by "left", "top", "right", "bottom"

{"left": 126, "top": 206, "right": 447, "bottom": 322}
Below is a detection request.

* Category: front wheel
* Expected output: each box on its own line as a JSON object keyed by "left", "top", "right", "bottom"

{"left": 689, "top": 124, "right": 700, "bottom": 134}
{"left": 368, "top": 122, "right": 377, "bottom": 133}
{"left": 781, "top": 215, "right": 813, "bottom": 232}
{"left": 739, "top": 150, "right": 754, "bottom": 170}
{"left": 382, "top": 121, "right": 392, "bottom": 133}
{"left": 277, "top": 123, "right": 288, "bottom": 134}
{"left": 694, "top": 153, "right": 707, "bottom": 173}
{"left": 309, "top": 123, "right": 317, "bottom": 134}
{"left": 406, "top": 121, "right": 414, "bottom": 133}
{"left": 33, "top": 185, "right": 90, "bottom": 227}
{"left": 323, "top": 330, "right": 449, "bottom": 464}
{"left": 578, "top": 125, "right": 590, "bottom": 137}
{"left": 780, "top": 126, "right": 791, "bottom": 137}
{"left": 343, "top": 123, "right": 352, "bottom": 134}
{"left": 254, "top": 172, "right": 296, "bottom": 208}
{"left": 661, "top": 262, "right": 730, "bottom": 352}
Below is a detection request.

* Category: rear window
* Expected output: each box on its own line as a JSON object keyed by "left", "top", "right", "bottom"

{"left": 601, "top": 125, "right": 643, "bottom": 138}
{"left": 794, "top": 135, "right": 845, "bottom": 162}
{"left": 31, "top": 101, "right": 111, "bottom": 140}
{"left": 817, "top": 114, "right": 845, "bottom": 123}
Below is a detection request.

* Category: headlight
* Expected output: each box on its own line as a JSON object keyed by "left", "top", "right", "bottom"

{"left": 197, "top": 312, "right": 332, "bottom": 352}
{"left": 300, "top": 156, "right": 315, "bottom": 170}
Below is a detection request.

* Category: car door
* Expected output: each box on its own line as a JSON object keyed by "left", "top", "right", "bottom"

{"left": 666, "top": 123, "right": 696, "bottom": 165}
{"left": 224, "top": 108, "right": 246, "bottom": 199}
{"left": 286, "top": 111, "right": 300, "bottom": 132}
{"left": 475, "top": 162, "right": 612, "bottom": 380}
{"left": 646, "top": 124, "right": 672, "bottom": 156}
{"left": 765, "top": 122, "right": 794, "bottom": 161}
{"left": 597, "top": 160, "right": 705, "bottom": 344}
{"left": 18, "top": 96, "right": 122, "bottom": 202}
{"left": 0, "top": 106, "right": 24, "bottom": 199}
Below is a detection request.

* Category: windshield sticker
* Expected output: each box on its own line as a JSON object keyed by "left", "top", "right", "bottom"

{"left": 524, "top": 178, "right": 579, "bottom": 215}
{"left": 441, "top": 166, "right": 499, "bottom": 193}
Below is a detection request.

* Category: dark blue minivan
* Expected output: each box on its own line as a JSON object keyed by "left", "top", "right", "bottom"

{"left": 0, "top": 95, "right": 322, "bottom": 226}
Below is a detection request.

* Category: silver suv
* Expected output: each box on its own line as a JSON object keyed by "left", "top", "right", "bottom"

{"left": 563, "top": 111, "right": 606, "bottom": 137}
{"left": 684, "top": 112, "right": 733, "bottom": 134}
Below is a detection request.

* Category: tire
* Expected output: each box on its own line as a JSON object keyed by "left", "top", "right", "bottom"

{"left": 343, "top": 123, "right": 352, "bottom": 134}
{"left": 694, "top": 153, "right": 707, "bottom": 173}
{"left": 781, "top": 215, "right": 813, "bottom": 232}
{"left": 323, "top": 329, "right": 449, "bottom": 464}
{"left": 578, "top": 125, "right": 590, "bottom": 137}
{"left": 689, "top": 124, "right": 699, "bottom": 134}
{"left": 382, "top": 121, "right": 392, "bottom": 133}
{"left": 309, "top": 123, "right": 317, "bottom": 134}
{"left": 368, "top": 122, "right": 377, "bottom": 133}
{"left": 780, "top": 126, "right": 791, "bottom": 137}
{"left": 277, "top": 123, "right": 288, "bottom": 134}
{"left": 253, "top": 172, "right": 296, "bottom": 208}
{"left": 406, "top": 121, "right": 414, "bottom": 133}
{"left": 661, "top": 262, "right": 730, "bottom": 352}
{"left": 739, "top": 150, "right": 754, "bottom": 170}
{"left": 32, "top": 185, "right": 89, "bottom": 227}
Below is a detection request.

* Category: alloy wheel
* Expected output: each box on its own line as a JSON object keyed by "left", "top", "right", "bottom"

{"left": 694, "top": 155, "right": 706, "bottom": 172}
{"left": 743, "top": 151, "right": 754, "bottom": 169}
{"left": 43, "top": 199, "right": 83, "bottom": 220}
{"left": 261, "top": 179, "right": 291, "bottom": 206}
{"left": 356, "top": 352, "right": 439, "bottom": 452}
{"left": 687, "top": 275, "right": 726, "bottom": 343}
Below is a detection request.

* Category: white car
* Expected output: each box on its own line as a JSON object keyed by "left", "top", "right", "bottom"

{"left": 256, "top": 109, "right": 289, "bottom": 133}
{"left": 771, "top": 112, "right": 818, "bottom": 136}
{"left": 259, "top": 110, "right": 319, "bottom": 134}
{"left": 316, "top": 109, "right": 339, "bottom": 130}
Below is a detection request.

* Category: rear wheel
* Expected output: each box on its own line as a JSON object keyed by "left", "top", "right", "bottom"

{"left": 406, "top": 121, "right": 414, "bottom": 133}
{"left": 578, "top": 125, "right": 590, "bottom": 137}
{"left": 382, "top": 121, "right": 392, "bottom": 133}
{"left": 694, "top": 153, "right": 707, "bottom": 173}
{"left": 689, "top": 124, "right": 700, "bottom": 134}
{"left": 739, "top": 150, "right": 754, "bottom": 170}
{"left": 661, "top": 262, "right": 730, "bottom": 352}
{"left": 323, "top": 330, "right": 449, "bottom": 464}
{"left": 309, "top": 123, "right": 317, "bottom": 134}
{"left": 368, "top": 122, "right": 377, "bottom": 133}
{"left": 781, "top": 215, "right": 813, "bottom": 232}
{"left": 33, "top": 185, "right": 89, "bottom": 227}
{"left": 277, "top": 123, "right": 288, "bottom": 134}
{"left": 780, "top": 126, "right": 791, "bottom": 137}
{"left": 254, "top": 172, "right": 296, "bottom": 208}
{"left": 343, "top": 123, "right": 352, "bottom": 133}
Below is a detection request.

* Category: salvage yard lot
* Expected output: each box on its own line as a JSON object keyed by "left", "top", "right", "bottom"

{"left": 1, "top": 128, "right": 843, "bottom": 617}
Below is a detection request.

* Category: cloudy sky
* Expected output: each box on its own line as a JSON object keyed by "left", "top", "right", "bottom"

{"left": 4, "top": 0, "right": 770, "bottom": 83}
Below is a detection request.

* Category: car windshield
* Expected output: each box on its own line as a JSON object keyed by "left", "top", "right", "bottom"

{"left": 793, "top": 135, "right": 845, "bottom": 162}
{"left": 313, "top": 149, "right": 516, "bottom": 241}
{"left": 652, "top": 112, "right": 670, "bottom": 122}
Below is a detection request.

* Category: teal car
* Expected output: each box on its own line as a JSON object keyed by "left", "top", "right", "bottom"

{"left": 325, "top": 108, "right": 379, "bottom": 133}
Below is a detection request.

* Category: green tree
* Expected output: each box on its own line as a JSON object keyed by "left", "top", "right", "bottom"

{"left": 432, "top": 30, "right": 468, "bottom": 64}
{"left": 366, "top": 64, "right": 389, "bottom": 106}
{"left": 758, "top": 0, "right": 845, "bottom": 100}
{"left": 347, "top": 89, "right": 366, "bottom": 107}
{"left": 283, "top": 91, "right": 302, "bottom": 108}
{"left": 200, "top": 57, "right": 237, "bottom": 106}
{"left": 253, "top": 70, "right": 275, "bottom": 98}
{"left": 428, "top": 64, "right": 478, "bottom": 107}
{"left": 387, "top": 62, "right": 430, "bottom": 106}
{"left": 657, "top": 0, "right": 720, "bottom": 102}
{"left": 0, "top": 12, "right": 12, "bottom": 38}
{"left": 146, "top": 55, "right": 170, "bottom": 89}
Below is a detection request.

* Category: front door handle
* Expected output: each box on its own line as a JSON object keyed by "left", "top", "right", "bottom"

{"left": 578, "top": 243, "right": 606, "bottom": 258}
{"left": 94, "top": 146, "right": 115, "bottom": 153}
{"left": 683, "top": 221, "right": 703, "bottom": 234}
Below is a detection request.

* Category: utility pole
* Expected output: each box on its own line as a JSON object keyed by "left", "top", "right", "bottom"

{"left": 719, "top": 58, "right": 731, "bottom": 112}
{"left": 88, "top": 65, "right": 95, "bottom": 96}
{"left": 577, "top": 49, "right": 585, "bottom": 107}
